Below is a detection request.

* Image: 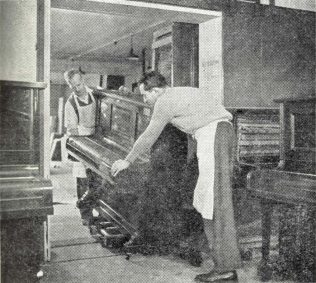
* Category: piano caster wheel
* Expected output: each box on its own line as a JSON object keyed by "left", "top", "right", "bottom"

{"left": 257, "top": 262, "right": 273, "bottom": 282}
{"left": 125, "top": 254, "right": 130, "bottom": 260}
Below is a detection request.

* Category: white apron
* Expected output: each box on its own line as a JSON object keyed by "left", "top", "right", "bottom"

{"left": 192, "top": 119, "right": 230, "bottom": 220}
{"left": 72, "top": 92, "right": 96, "bottom": 177}
{"left": 74, "top": 92, "right": 96, "bottom": 136}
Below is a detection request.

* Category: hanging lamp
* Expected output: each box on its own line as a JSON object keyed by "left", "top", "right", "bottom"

{"left": 126, "top": 35, "right": 139, "bottom": 61}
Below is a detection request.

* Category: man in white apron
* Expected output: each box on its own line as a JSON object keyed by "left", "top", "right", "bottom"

{"left": 111, "top": 71, "right": 241, "bottom": 282}
{"left": 64, "top": 69, "right": 96, "bottom": 225}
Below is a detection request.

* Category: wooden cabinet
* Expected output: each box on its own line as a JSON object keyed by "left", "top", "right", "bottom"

{"left": 152, "top": 22, "right": 199, "bottom": 87}
{"left": 0, "top": 81, "right": 53, "bottom": 282}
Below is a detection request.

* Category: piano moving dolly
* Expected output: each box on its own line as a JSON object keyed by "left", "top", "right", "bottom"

{"left": 97, "top": 221, "right": 114, "bottom": 229}
{"left": 88, "top": 216, "right": 134, "bottom": 260}
{"left": 100, "top": 228, "right": 126, "bottom": 247}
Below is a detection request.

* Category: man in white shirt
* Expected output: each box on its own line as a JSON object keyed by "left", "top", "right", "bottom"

{"left": 64, "top": 69, "right": 97, "bottom": 226}
{"left": 111, "top": 71, "right": 241, "bottom": 282}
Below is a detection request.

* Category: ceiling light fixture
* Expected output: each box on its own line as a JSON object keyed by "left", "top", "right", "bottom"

{"left": 126, "top": 35, "right": 139, "bottom": 61}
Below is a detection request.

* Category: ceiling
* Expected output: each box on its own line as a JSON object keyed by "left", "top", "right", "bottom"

{"left": 51, "top": 0, "right": 219, "bottom": 63}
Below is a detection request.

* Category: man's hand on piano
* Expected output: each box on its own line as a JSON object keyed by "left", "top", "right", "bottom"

{"left": 111, "top": 159, "right": 131, "bottom": 177}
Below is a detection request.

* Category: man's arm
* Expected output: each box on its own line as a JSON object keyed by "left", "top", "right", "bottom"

{"left": 111, "top": 99, "right": 172, "bottom": 176}
{"left": 125, "top": 118, "right": 169, "bottom": 163}
{"left": 67, "top": 128, "right": 79, "bottom": 136}
{"left": 64, "top": 100, "right": 79, "bottom": 136}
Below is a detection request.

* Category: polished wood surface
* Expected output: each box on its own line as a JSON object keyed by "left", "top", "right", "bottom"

{"left": 0, "top": 177, "right": 53, "bottom": 220}
{"left": 0, "top": 80, "right": 53, "bottom": 282}
{"left": 247, "top": 169, "right": 316, "bottom": 205}
{"left": 66, "top": 91, "right": 152, "bottom": 234}
{"left": 67, "top": 90, "right": 151, "bottom": 186}
{"left": 0, "top": 80, "right": 47, "bottom": 89}
{"left": 0, "top": 80, "right": 53, "bottom": 216}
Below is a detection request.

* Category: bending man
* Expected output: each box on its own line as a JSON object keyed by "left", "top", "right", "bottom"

{"left": 111, "top": 71, "right": 242, "bottom": 282}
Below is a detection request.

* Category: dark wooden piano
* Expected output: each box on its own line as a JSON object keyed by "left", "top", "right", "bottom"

{"left": 66, "top": 90, "right": 152, "bottom": 235}
{"left": 66, "top": 90, "right": 202, "bottom": 259}
{"left": 0, "top": 80, "right": 54, "bottom": 282}
{"left": 247, "top": 97, "right": 316, "bottom": 282}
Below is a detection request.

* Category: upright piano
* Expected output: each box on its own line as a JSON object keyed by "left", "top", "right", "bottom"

{"left": 66, "top": 90, "right": 202, "bottom": 258}
{"left": 0, "top": 81, "right": 54, "bottom": 282}
{"left": 247, "top": 97, "right": 316, "bottom": 282}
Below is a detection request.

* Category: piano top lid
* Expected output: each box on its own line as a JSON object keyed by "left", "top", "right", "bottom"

{"left": 0, "top": 176, "right": 53, "bottom": 191}
{"left": 93, "top": 88, "right": 151, "bottom": 108}
{"left": 274, "top": 96, "right": 316, "bottom": 103}
{"left": 0, "top": 80, "right": 47, "bottom": 89}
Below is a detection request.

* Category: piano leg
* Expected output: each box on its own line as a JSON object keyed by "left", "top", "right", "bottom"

{"left": 277, "top": 204, "right": 297, "bottom": 280}
{"left": 312, "top": 208, "right": 316, "bottom": 283}
{"left": 258, "top": 199, "right": 273, "bottom": 281}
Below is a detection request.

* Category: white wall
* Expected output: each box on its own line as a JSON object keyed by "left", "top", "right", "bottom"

{"left": 0, "top": 0, "right": 37, "bottom": 81}
{"left": 199, "top": 17, "right": 223, "bottom": 103}
{"left": 261, "top": 0, "right": 316, "bottom": 12}
{"left": 51, "top": 59, "right": 143, "bottom": 90}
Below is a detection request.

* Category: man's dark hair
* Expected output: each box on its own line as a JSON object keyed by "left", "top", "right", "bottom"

{"left": 138, "top": 71, "right": 167, "bottom": 91}
{"left": 64, "top": 68, "right": 84, "bottom": 85}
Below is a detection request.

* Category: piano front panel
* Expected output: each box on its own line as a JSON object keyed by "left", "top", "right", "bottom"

{"left": 0, "top": 85, "right": 40, "bottom": 170}
{"left": 97, "top": 92, "right": 151, "bottom": 150}
{"left": 136, "top": 110, "right": 151, "bottom": 139}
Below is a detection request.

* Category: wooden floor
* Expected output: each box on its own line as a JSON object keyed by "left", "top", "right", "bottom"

{"left": 41, "top": 163, "right": 295, "bottom": 283}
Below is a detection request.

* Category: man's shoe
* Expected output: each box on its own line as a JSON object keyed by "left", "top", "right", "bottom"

{"left": 195, "top": 270, "right": 238, "bottom": 282}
